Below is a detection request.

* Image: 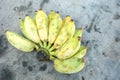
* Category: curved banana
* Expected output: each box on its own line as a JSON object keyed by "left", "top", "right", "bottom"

{"left": 24, "top": 16, "right": 40, "bottom": 43}
{"left": 6, "top": 31, "right": 36, "bottom": 52}
{"left": 19, "top": 18, "right": 27, "bottom": 38}
{"left": 74, "top": 46, "right": 87, "bottom": 58}
{"left": 54, "top": 58, "right": 85, "bottom": 74}
{"left": 53, "top": 17, "right": 75, "bottom": 49}
{"left": 54, "top": 45, "right": 87, "bottom": 74}
{"left": 48, "top": 10, "right": 55, "bottom": 21}
{"left": 54, "top": 29, "right": 82, "bottom": 59}
{"left": 34, "top": 10, "right": 48, "bottom": 42}
{"left": 48, "top": 12, "right": 62, "bottom": 48}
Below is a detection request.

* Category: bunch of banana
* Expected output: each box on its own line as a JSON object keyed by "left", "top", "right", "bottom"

{"left": 5, "top": 10, "right": 87, "bottom": 74}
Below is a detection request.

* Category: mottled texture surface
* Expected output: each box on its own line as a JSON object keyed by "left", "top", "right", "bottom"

{"left": 0, "top": 0, "right": 120, "bottom": 80}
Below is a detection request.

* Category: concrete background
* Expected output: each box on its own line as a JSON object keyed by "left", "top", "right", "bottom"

{"left": 0, "top": 0, "right": 120, "bottom": 80}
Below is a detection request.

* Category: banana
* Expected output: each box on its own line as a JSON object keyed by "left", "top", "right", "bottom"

{"left": 53, "top": 17, "right": 75, "bottom": 49}
{"left": 54, "top": 29, "right": 82, "bottom": 59}
{"left": 47, "top": 12, "right": 62, "bottom": 48}
{"left": 35, "top": 10, "right": 48, "bottom": 42}
{"left": 24, "top": 16, "right": 40, "bottom": 43}
{"left": 6, "top": 31, "right": 37, "bottom": 52}
{"left": 48, "top": 10, "right": 55, "bottom": 21}
{"left": 54, "top": 58, "right": 85, "bottom": 74}
{"left": 19, "top": 18, "right": 27, "bottom": 38}
{"left": 74, "top": 46, "right": 87, "bottom": 58}
{"left": 54, "top": 44, "right": 87, "bottom": 74}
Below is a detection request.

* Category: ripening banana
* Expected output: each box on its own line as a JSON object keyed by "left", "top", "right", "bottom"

{"left": 23, "top": 16, "right": 40, "bottom": 43}
{"left": 47, "top": 11, "right": 62, "bottom": 48}
{"left": 52, "top": 17, "right": 75, "bottom": 49}
{"left": 48, "top": 10, "right": 55, "bottom": 21}
{"left": 54, "top": 29, "right": 82, "bottom": 59}
{"left": 6, "top": 31, "right": 37, "bottom": 52}
{"left": 34, "top": 10, "right": 48, "bottom": 42}
{"left": 19, "top": 18, "right": 28, "bottom": 38}
{"left": 54, "top": 58, "right": 85, "bottom": 74}
{"left": 54, "top": 45, "right": 87, "bottom": 74}
{"left": 74, "top": 46, "right": 87, "bottom": 58}
{"left": 34, "top": 10, "right": 48, "bottom": 48}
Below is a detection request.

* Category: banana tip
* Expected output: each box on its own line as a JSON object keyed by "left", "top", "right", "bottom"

{"left": 82, "top": 58, "right": 86, "bottom": 63}
{"left": 79, "top": 28, "right": 82, "bottom": 30}
{"left": 25, "top": 14, "right": 29, "bottom": 16}
{"left": 71, "top": 19, "right": 74, "bottom": 21}
{"left": 5, "top": 30, "right": 8, "bottom": 33}
{"left": 39, "top": 8, "right": 42, "bottom": 10}
{"left": 56, "top": 11, "right": 59, "bottom": 13}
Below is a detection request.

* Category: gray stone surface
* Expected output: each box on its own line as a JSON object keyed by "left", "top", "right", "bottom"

{"left": 0, "top": 0, "right": 120, "bottom": 80}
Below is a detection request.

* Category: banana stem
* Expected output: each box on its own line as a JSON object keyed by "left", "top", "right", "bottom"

{"left": 46, "top": 43, "right": 52, "bottom": 49}
{"left": 43, "top": 41, "right": 47, "bottom": 48}
{"left": 39, "top": 41, "right": 43, "bottom": 47}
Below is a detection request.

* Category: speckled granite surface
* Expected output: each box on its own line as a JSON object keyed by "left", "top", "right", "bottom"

{"left": 0, "top": 0, "right": 120, "bottom": 80}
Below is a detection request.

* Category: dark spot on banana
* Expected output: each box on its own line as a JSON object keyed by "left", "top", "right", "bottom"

{"left": 22, "top": 61, "right": 28, "bottom": 67}
{"left": 27, "top": 66, "right": 33, "bottom": 71}
{"left": 39, "top": 64, "right": 47, "bottom": 71}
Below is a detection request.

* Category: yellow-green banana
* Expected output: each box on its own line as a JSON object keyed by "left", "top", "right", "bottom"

{"left": 34, "top": 10, "right": 48, "bottom": 42}
{"left": 34, "top": 10, "right": 48, "bottom": 48}
{"left": 48, "top": 12, "right": 62, "bottom": 48}
{"left": 23, "top": 16, "right": 40, "bottom": 43}
{"left": 54, "top": 44, "right": 87, "bottom": 74}
{"left": 19, "top": 18, "right": 27, "bottom": 38}
{"left": 54, "top": 58, "right": 85, "bottom": 74}
{"left": 74, "top": 46, "right": 87, "bottom": 58}
{"left": 54, "top": 29, "right": 82, "bottom": 59}
{"left": 48, "top": 10, "right": 55, "bottom": 21}
{"left": 6, "top": 31, "right": 37, "bottom": 52}
{"left": 53, "top": 17, "right": 75, "bottom": 49}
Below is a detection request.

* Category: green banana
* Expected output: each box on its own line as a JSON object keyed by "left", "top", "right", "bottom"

{"left": 35, "top": 10, "right": 48, "bottom": 42}
{"left": 48, "top": 12, "right": 62, "bottom": 48}
{"left": 6, "top": 31, "right": 37, "bottom": 52}
{"left": 23, "top": 16, "right": 40, "bottom": 43}
{"left": 54, "top": 58, "right": 85, "bottom": 74}
{"left": 54, "top": 29, "right": 82, "bottom": 59}
{"left": 53, "top": 17, "right": 75, "bottom": 49}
